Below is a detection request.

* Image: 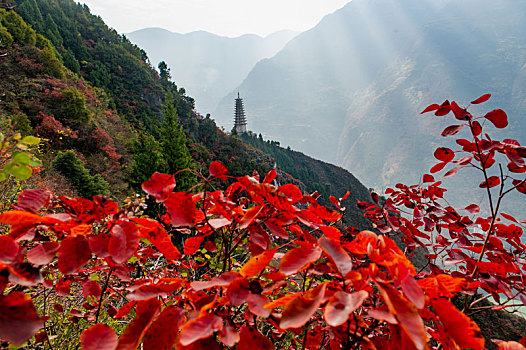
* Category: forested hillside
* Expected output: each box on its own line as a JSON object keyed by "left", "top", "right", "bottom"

{"left": 0, "top": 1, "right": 525, "bottom": 349}
{"left": 1, "top": 0, "right": 375, "bottom": 227}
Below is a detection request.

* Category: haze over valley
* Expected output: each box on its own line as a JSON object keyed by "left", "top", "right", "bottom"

{"left": 131, "top": 0, "right": 526, "bottom": 211}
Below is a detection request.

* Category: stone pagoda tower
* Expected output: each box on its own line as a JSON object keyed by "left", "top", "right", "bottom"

{"left": 233, "top": 92, "right": 247, "bottom": 134}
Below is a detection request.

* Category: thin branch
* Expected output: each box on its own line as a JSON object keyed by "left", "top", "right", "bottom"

{"left": 95, "top": 269, "right": 113, "bottom": 324}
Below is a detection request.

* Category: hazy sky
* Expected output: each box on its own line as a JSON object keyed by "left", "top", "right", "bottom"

{"left": 80, "top": 0, "right": 351, "bottom": 37}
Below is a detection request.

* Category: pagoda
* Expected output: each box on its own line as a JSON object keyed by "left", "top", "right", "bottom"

{"left": 233, "top": 92, "right": 247, "bottom": 134}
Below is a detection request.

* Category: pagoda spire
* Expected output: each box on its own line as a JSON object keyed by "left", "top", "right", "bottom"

{"left": 233, "top": 92, "right": 247, "bottom": 134}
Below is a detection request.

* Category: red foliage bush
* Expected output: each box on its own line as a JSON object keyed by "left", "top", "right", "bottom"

{"left": 0, "top": 95, "right": 525, "bottom": 349}
{"left": 33, "top": 112, "right": 77, "bottom": 146}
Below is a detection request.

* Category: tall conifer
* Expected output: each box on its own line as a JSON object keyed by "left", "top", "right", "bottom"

{"left": 160, "top": 93, "right": 194, "bottom": 190}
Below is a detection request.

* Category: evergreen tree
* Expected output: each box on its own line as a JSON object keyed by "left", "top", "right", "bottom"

{"left": 128, "top": 132, "right": 167, "bottom": 191}
{"left": 158, "top": 60, "right": 171, "bottom": 80}
{"left": 53, "top": 150, "right": 109, "bottom": 198}
{"left": 160, "top": 93, "right": 194, "bottom": 190}
{"left": 43, "top": 13, "right": 62, "bottom": 47}
{"left": 17, "top": 0, "right": 43, "bottom": 32}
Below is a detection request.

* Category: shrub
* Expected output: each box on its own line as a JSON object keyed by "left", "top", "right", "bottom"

{"left": 52, "top": 150, "right": 108, "bottom": 198}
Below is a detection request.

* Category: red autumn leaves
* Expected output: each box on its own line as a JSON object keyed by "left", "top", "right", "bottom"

{"left": 423, "top": 94, "right": 526, "bottom": 194}
{"left": 1, "top": 93, "right": 524, "bottom": 349}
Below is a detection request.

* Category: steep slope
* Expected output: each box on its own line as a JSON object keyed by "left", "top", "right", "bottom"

{"left": 7, "top": 0, "right": 377, "bottom": 231}
{"left": 216, "top": 0, "right": 526, "bottom": 196}
{"left": 240, "top": 133, "right": 373, "bottom": 229}
{"left": 0, "top": 6, "right": 133, "bottom": 198}
{"left": 127, "top": 28, "right": 297, "bottom": 115}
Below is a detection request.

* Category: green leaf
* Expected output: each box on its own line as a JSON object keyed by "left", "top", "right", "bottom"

{"left": 29, "top": 157, "right": 42, "bottom": 167}
{"left": 5, "top": 162, "right": 32, "bottom": 180}
{"left": 20, "top": 136, "right": 41, "bottom": 145}
{"left": 12, "top": 152, "right": 31, "bottom": 166}
{"left": 0, "top": 171, "right": 7, "bottom": 182}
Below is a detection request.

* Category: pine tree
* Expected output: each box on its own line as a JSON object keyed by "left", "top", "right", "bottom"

{"left": 128, "top": 132, "right": 167, "bottom": 191}
{"left": 158, "top": 60, "right": 171, "bottom": 80}
{"left": 160, "top": 93, "right": 194, "bottom": 190}
{"left": 53, "top": 150, "right": 109, "bottom": 198}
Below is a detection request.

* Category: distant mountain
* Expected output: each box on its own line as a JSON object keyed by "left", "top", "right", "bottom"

{"left": 126, "top": 28, "right": 298, "bottom": 115}
{"left": 216, "top": 0, "right": 526, "bottom": 200}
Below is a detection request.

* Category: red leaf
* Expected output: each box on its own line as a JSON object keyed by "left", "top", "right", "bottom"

{"left": 0, "top": 292, "right": 44, "bottom": 346}
{"left": 165, "top": 192, "right": 196, "bottom": 227}
{"left": 422, "top": 174, "right": 435, "bottom": 183}
{"left": 184, "top": 236, "right": 204, "bottom": 256}
{"left": 278, "top": 184, "right": 303, "bottom": 202}
{"left": 472, "top": 120, "right": 482, "bottom": 136}
{"left": 318, "top": 236, "right": 353, "bottom": 278}
{"left": 27, "top": 242, "right": 59, "bottom": 265}
{"left": 505, "top": 148, "right": 525, "bottom": 167}
{"left": 239, "top": 248, "right": 277, "bottom": 279}
{"left": 453, "top": 156, "right": 473, "bottom": 165}
{"left": 114, "top": 301, "right": 136, "bottom": 319}
{"left": 471, "top": 93, "right": 491, "bottom": 104}
{"left": 0, "top": 211, "right": 61, "bottom": 226}
{"left": 279, "top": 245, "right": 322, "bottom": 276}
{"left": 434, "top": 147, "right": 455, "bottom": 163}
{"left": 14, "top": 189, "right": 52, "bottom": 213}
{"left": 443, "top": 167, "right": 460, "bottom": 178}
{"left": 0, "top": 236, "right": 18, "bottom": 263}
{"left": 280, "top": 283, "right": 326, "bottom": 329}
{"left": 431, "top": 298, "right": 484, "bottom": 350}
{"left": 513, "top": 179, "right": 526, "bottom": 194}
{"left": 263, "top": 169, "right": 277, "bottom": 184}
{"left": 378, "top": 284, "right": 426, "bottom": 350}
{"left": 127, "top": 283, "right": 182, "bottom": 301}
{"left": 441, "top": 124, "right": 464, "bottom": 137}
{"left": 88, "top": 234, "right": 110, "bottom": 258}
{"left": 109, "top": 222, "right": 140, "bottom": 264}
{"left": 464, "top": 204, "right": 480, "bottom": 215}
{"left": 179, "top": 313, "right": 223, "bottom": 346}
{"left": 83, "top": 280, "right": 102, "bottom": 300}
{"left": 8, "top": 262, "right": 42, "bottom": 286}
{"left": 204, "top": 240, "right": 217, "bottom": 252}
{"left": 484, "top": 109, "right": 508, "bottom": 128}
{"left": 58, "top": 236, "right": 91, "bottom": 275}
{"left": 435, "top": 100, "right": 451, "bottom": 116}
{"left": 320, "top": 225, "right": 342, "bottom": 240}
{"left": 117, "top": 298, "right": 161, "bottom": 350}
{"left": 345, "top": 230, "right": 378, "bottom": 255}
{"left": 420, "top": 103, "right": 440, "bottom": 114}
{"left": 479, "top": 176, "right": 500, "bottom": 188}
{"left": 142, "top": 172, "right": 175, "bottom": 202}
{"left": 265, "top": 220, "right": 288, "bottom": 239}
{"left": 140, "top": 225, "right": 181, "bottom": 261}
{"left": 501, "top": 212, "right": 518, "bottom": 223}
{"left": 190, "top": 271, "right": 240, "bottom": 291}
{"left": 209, "top": 161, "right": 228, "bottom": 180}
{"left": 93, "top": 196, "right": 119, "bottom": 216}
{"left": 239, "top": 205, "right": 263, "bottom": 229}
{"left": 237, "top": 325, "right": 275, "bottom": 350}
{"left": 81, "top": 324, "right": 118, "bottom": 350}
{"left": 418, "top": 274, "right": 473, "bottom": 298}
{"left": 324, "top": 290, "right": 368, "bottom": 327}
{"left": 143, "top": 306, "right": 185, "bottom": 350}
{"left": 399, "top": 265, "right": 425, "bottom": 309}
{"left": 247, "top": 294, "right": 271, "bottom": 318}
{"left": 218, "top": 323, "right": 240, "bottom": 347}
{"left": 226, "top": 277, "right": 250, "bottom": 306}
{"left": 451, "top": 101, "right": 470, "bottom": 120}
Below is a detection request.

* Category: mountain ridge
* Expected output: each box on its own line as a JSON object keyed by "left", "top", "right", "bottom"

{"left": 127, "top": 27, "right": 298, "bottom": 115}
